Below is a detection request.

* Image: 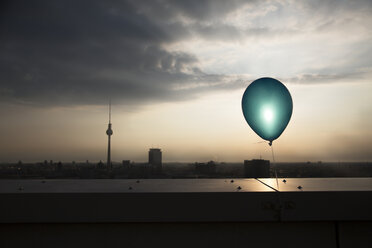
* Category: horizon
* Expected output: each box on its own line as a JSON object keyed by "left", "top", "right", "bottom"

{"left": 3, "top": 159, "right": 372, "bottom": 164}
{"left": 1, "top": 1, "right": 372, "bottom": 163}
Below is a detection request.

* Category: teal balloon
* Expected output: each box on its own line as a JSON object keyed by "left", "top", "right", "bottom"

{"left": 242, "top": 77, "right": 293, "bottom": 144}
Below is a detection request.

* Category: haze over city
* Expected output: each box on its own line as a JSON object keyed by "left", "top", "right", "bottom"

{"left": 1, "top": 0, "right": 372, "bottom": 163}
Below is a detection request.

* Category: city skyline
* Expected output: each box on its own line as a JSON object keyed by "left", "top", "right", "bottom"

{"left": 1, "top": 1, "right": 372, "bottom": 163}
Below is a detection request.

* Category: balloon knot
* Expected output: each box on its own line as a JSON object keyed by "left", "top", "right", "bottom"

{"left": 268, "top": 141, "right": 272, "bottom": 146}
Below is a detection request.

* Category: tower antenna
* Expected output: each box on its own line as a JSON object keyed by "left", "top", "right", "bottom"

{"left": 109, "top": 99, "right": 111, "bottom": 123}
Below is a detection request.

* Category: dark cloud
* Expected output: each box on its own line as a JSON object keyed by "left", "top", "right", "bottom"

{"left": 0, "top": 0, "right": 247, "bottom": 107}
{"left": 1, "top": 0, "right": 371, "bottom": 107}
{"left": 133, "top": 0, "right": 252, "bottom": 22}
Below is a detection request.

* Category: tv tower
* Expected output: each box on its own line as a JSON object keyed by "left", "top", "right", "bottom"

{"left": 106, "top": 100, "right": 113, "bottom": 170}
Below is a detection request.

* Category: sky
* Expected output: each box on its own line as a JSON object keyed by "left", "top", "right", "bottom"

{"left": 1, "top": 0, "right": 372, "bottom": 163}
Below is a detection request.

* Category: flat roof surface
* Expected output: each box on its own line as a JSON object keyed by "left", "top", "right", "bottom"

{"left": 258, "top": 178, "right": 372, "bottom": 191}
{"left": 0, "top": 179, "right": 273, "bottom": 193}
{"left": 0, "top": 178, "right": 371, "bottom": 193}
{"left": 0, "top": 178, "right": 372, "bottom": 193}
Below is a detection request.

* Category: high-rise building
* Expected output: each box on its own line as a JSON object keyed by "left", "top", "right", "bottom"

{"left": 244, "top": 159, "right": 270, "bottom": 178}
{"left": 148, "top": 148, "right": 162, "bottom": 173}
{"left": 106, "top": 101, "right": 113, "bottom": 170}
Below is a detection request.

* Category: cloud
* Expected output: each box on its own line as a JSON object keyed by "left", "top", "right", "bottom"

{"left": 0, "top": 0, "right": 254, "bottom": 107}
{"left": 0, "top": 0, "right": 372, "bottom": 107}
{"left": 283, "top": 69, "right": 372, "bottom": 85}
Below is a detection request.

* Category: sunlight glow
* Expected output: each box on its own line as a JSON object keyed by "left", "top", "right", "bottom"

{"left": 263, "top": 107, "right": 274, "bottom": 123}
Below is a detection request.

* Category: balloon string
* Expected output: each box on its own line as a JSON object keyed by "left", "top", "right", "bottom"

{"left": 270, "top": 144, "right": 279, "bottom": 190}
{"left": 270, "top": 143, "right": 283, "bottom": 222}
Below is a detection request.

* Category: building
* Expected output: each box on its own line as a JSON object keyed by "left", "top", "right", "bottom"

{"left": 148, "top": 148, "right": 162, "bottom": 166}
{"left": 122, "top": 160, "right": 130, "bottom": 168}
{"left": 244, "top": 159, "right": 270, "bottom": 178}
{"left": 148, "top": 148, "right": 162, "bottom": 174}
{"left": 96, "top": 160, "right": 105, "bottom": 169}
{"left": 194, "top": 161, "right": 216, "bottom": 176}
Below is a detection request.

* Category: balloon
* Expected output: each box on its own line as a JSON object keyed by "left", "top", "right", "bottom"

{"left": 242, "top": 77, "right": 293, "bottom": 145}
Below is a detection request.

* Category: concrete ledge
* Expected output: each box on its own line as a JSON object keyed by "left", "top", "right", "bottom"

{"left": 0, "top": 192, "right": 278, "bottom": 223}
{"left": 1, "top": 222, "right": 371, "bottom": 248}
